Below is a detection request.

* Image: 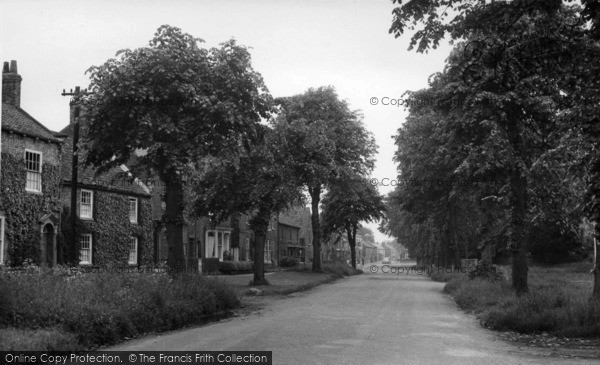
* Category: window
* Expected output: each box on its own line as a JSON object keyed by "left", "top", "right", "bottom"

{"left": 264, "top": 240, "right": 274, "bottom": 263}
{"left": 25, "top": 150, "right": 42, "bottom": 192}
{"left": 0, "top": 214, "right": 5, "bottom": 265}
{"left": 244, "top": 237, "right": 250, "bottom": 261}
{"left": 129, "top": 197, "right": 138, "bottom": 223}
{"left": 128, "top": 237, "right": 138, "bottom": 265}
{"left": 80, "top": 190, "right": 93, "bottom": 219}
{"left": 79, "top": 234, "right": 92, "bottom": 265}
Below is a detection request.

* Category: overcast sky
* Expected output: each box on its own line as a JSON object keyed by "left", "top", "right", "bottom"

{"left": 1, "top": 0, "right": 453, "bottom": 243}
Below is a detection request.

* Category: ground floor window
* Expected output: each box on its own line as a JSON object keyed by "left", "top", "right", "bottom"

{"left": 129, "top": 237, "right": 138, "bottom": 265}
{"left": 79, "top": 234, "right": 92, "bottom": 265}
{"left": 241, "top": 237, "right": 250, "bottom": 261}
{"left": 265, "top": 240, "right": 274, "bottom": 263}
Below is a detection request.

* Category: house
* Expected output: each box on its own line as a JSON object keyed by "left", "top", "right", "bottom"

{"left": 0, "top": 60, "right": 65, "bottom": 266}
{"left": 149, "top": 178, "right": 257, "bottom": 269}
{"left": 58, "top": 96, "right": 153, "bottom": 267}
{"left": 322, "top": 232, "right": 351, "bottom": 263}
{"left": 277, "top": 221, "right": 301, "bottom": 261}
{"left": 360, "top": 241, "right": 378, "bottom": 263}
{"left": 279, "top": 206, "right": 312, "bottom": 263}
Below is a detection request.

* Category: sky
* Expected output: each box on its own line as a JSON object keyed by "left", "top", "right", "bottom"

{"left": 1, "top": 0, "right": 453, "bottom": 242}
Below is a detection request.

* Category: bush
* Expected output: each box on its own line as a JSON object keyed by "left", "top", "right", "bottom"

{"left": 279, "top": 257, "right": 300, "bottom": 268}
{"left": 527, "top": 221, "right": 581, "bottom": 264}
{"left": 443, "top": 263, "right": 600, "bottom": 338}
{"left": 468, "top": 261, "right": 505, "bottom": 281}
{"left": 218, "top": 261, "right": 253, "bottom": 275}
{"left": 0, "top": 265, "right": 241, "bottom": 349}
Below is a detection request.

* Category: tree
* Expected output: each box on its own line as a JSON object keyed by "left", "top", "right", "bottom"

{"left": 275, "top": 86, "right": 377, "bottom": 272}
{"left": 191, "top": 124, "right": 303, "bottom": 285}
{"left": 80, "top": 25, "right": 272, "bottom": 268}
{"left": 321, "top": 175, "right": 386, "bottom": 268}
{"left": 389, "top": 0, "right": 600, "bottom": 298}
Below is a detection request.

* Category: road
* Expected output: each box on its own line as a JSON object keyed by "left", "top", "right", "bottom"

{"left": 109, "top": 262, "right": 597, "bottom": 365}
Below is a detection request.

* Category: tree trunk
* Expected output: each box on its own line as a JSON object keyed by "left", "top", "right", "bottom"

{"left": 165, "top": 179, "right": 185, "bottom": 270}
{"left": 310, "top": 185, "right": 322, "bottom": 272}
{"left": 251, "top": 209, "right": 270, "bottom": 285}
{"left": 593, "top": 238, "right": 600, "bottom": 300}
{"left": 346, "top": 223, "right": 357, "bottom": 269}
{"left": 510, "top": 168, "right": 528, "bottom": 295}
{"left": 505, "top": 112, "right": 529, "bottom": 295}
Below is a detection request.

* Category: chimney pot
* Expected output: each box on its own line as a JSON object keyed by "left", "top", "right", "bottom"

{"left": 2, "top": 62, "right": 8, "bottom": 73}
{"left": 9, "top": 60, "right": 17, "bottom": 73}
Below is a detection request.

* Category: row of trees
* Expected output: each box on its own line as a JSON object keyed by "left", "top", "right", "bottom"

{"left": 78, "top": 25, "right": 384, "bottom": 284}
{"left": 382, "top": 1, "right": 600, "bottom": 298}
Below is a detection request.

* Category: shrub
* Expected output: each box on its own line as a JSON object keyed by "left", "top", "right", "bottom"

{"left": 280, "top": 257, "right": 300, "bottom": 268}
{"left": 443, "top": 263, "right": 600, "bottom": 338}
{"left": 468, "top": 261, "right": 505, "bottom": 281}
{"left": 321, "top": 262, "right": 363, "bottom": 277}
{"left": 218, "top": 261, "right": 253, "bottom": 275}
{"left": 0, "top": 264, "right": 240, "bottom": 349}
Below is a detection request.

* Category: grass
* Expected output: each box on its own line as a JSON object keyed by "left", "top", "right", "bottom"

{"left": 0, "top": 265, "right": 240, "bottom": 350}
{"left": 439, "top": 261, "right": 600, "bottom": 337}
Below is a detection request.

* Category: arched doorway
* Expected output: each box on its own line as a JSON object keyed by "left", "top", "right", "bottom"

{"left": 39, "top": 214, "right": 58, "bottom": 268}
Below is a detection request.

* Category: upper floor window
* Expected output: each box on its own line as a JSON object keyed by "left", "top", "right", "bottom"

{"left": 25, "top": 150, "right": 42, "bottom": 192}
{"left": 129, "top": 197, "right": 138, "bottom": 223}
{"left": 80, "top": 190, "right": 93, "bottom": 219}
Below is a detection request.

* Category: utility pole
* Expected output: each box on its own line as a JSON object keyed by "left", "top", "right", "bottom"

{"left": 61, "top": 87, "right": 93, "bottom": 257}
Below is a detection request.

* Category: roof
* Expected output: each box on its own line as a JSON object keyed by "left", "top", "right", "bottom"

{"left": 278, "top": 221, "right": 301, "bottom": 229}
{"left": 362, "top": 241, "right": 377, "bottom": 249}
{"left": 2, "top": 103, "right": 63, "bottom": 143}
{"left": 59, "top": 123, "right": 150, "bottom": 197}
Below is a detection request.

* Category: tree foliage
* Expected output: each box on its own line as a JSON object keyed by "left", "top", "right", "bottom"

{"left": 275, "top": 86, "right": 377, "bottom": 272}
{"left": 384, "top": 3, "right": 600, "bottom": 294}
{"left": 321, "top": 174, "right": 386, "bottom": 268}
{"left": 79, "top": 25, "right": 272, "bottom": 268}
{"left": 190, "top": 124, "right": 304, "bottom": 285}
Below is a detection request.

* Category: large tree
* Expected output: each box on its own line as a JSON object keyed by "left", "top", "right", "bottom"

{"left": 191, "top": 124, "right": 303, "bottom": 285}
{"left": 321, "top": 174, "right": 386, "bottom": 269}
{"left": 80, "top": 25, "right": 272, "bottom": 268}
{"left": 389, "top": 0, "right": 600, "bottom": 297}
{"left": 275, "top": 87, "right": 377, "bottom": 272}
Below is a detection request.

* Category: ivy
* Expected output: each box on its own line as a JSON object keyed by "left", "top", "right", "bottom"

{"left": 0, "top": 152, "right": 61, "bottom": 265}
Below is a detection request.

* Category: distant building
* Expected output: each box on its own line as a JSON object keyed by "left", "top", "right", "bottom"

{"left": 0, "top": 61, "right": 65, "bottom": 266}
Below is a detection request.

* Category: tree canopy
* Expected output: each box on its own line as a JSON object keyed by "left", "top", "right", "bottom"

{"left": 80, "top": 25, "right": 273, "bottom": 267}
{"left": 275, "top": 86, "right": 377, "bottom": 272}
{"left": 321, "top": 174, "right": 386, "bottom": 268}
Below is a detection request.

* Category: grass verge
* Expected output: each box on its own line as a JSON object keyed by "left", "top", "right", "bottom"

{"left": 292, "top": 262, "right": 364, "bottom": 277}
{"left": 439, "top": 262, "right": 600, "bottom": 337}
{"left": 0, "top": 266, "right": 240, "bottom": 350}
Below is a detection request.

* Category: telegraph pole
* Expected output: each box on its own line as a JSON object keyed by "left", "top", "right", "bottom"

{"left": 61, "top": 87, "right": 93, "bottom": 256}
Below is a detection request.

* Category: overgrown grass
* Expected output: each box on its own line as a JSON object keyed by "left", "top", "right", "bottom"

{"left": 441, "top": 262, "right": 600, "bottom": 337}
{"left": 0, "top": 265, "right": 240, "bottom": 350}
{"left": 430, "top": 269, "right": 464, "bottom": 282}
{"left": 292, "top": 262, "right": 363, "bottom": 277}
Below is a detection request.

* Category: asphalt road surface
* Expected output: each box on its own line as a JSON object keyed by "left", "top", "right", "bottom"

{"left": 110, "top": 262, "right": 598, "bottom": 365}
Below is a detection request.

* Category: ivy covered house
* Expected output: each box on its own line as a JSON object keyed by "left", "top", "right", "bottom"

{"left": 58, "top": 101, "right": 154, "bottom": 267}
{"left": 0, "top": 61, "right": 65, "bottom": 267}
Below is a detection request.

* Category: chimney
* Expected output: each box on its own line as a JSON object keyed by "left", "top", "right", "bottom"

{"left": 2, "top": 60, "right": 22, "bottom": 107}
